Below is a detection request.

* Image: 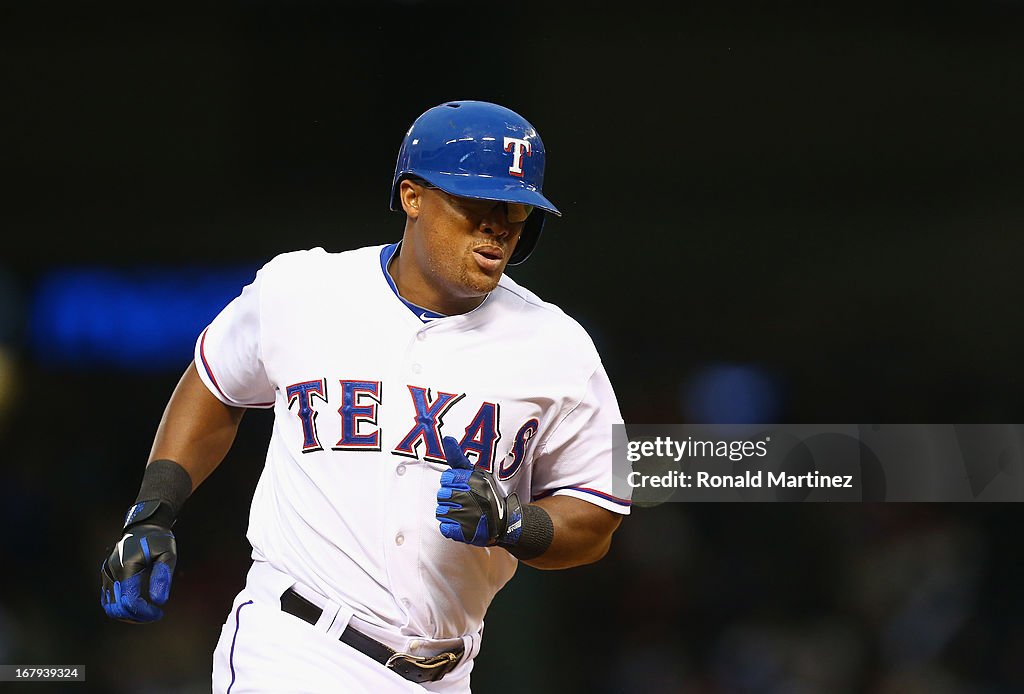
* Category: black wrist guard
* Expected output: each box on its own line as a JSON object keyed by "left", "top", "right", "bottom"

{"left": 122, "top": 499, "right": 176, "bottom": 530}
{"left": 499, "top": 503, "right": 554, "bottom": 561}
{"left": 126, "top": 459, "right": 193, "bottom": 530}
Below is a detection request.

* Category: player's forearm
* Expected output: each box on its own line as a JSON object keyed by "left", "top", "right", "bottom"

{"left": 148, "top": 361, "right": 246, "bottom": 490}
{"left": 519, "top": 496, "right": 622, "bottom": 570}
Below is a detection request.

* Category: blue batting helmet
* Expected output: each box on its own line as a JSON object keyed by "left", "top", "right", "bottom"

{"left": 390, "top": 100, "right": 561, "bottom": 265}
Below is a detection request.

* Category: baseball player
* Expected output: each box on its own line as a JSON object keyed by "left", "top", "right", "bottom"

{"left": 100, "top": 100, "right": 630, "bottom": 693}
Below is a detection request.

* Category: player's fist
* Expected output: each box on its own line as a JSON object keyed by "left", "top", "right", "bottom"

{"left": 100, "top": 501, "right": 177, "bottom": 623}
{"left": 435, "top": 436, "right": 524, "bottom": 547}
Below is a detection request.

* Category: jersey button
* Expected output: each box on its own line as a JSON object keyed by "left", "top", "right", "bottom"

{"left": 396, "top": 464, "right": 406, "bottom": 476}
{"left": 395, "top": 533, "right": 405, "bottom": 546}
{"left": 411, "top": 363, "right": 422, "bottom": 374}
{"left": 416, "top": 332, "right": 427, "bottom": 342}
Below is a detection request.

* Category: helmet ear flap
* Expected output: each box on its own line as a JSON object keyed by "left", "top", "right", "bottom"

{"left": 508, "top": 212, "right": 546, "bottom": 266}
{"left": 390, "top": 173, "right": 412, "bottom": 212}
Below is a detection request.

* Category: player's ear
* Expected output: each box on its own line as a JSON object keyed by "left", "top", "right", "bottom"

{"left": 398, "top": 179, "right": 423, "bottom": 219}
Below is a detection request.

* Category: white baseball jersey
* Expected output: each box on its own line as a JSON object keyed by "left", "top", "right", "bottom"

{"left": 195, "top": 243, "right": 630, "bottom": 644}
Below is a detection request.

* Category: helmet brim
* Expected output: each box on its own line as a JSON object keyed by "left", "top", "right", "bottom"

{"left": 416, "top": 172, "right": 561, "bottom": 217}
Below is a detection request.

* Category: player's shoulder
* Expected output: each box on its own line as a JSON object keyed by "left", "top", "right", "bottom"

{"left": 251, "top": 245, "right": 386, "bottom": 305}
{"left": 492, "top": 274, "right": 600, "bottom": 358}
{"left": 252, "top": 246, "right": 386, "bottom": 295}
{"left": 492, "top": 273, "right": 550, "bottom": 312}
{"left": 258, "top": 245, "right": 382, "bottom": 275}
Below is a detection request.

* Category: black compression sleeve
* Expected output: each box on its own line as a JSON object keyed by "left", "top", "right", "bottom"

{"left": 502, "top": 504, "right": 554, "bottom": 561}
{"left": 132, "top": 459, "right": 194, "bottom": 528}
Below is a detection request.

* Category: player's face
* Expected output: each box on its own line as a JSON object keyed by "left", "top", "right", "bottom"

{"left": 402, "top": 180, "right": 528, "bottom": 299}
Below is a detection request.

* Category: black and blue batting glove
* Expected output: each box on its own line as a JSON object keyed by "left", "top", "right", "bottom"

{"left": 436, "top": 436, "right": 524, "bottom": 547}
{"left": 100, "top": 500, "right": 177, "bottom": 623}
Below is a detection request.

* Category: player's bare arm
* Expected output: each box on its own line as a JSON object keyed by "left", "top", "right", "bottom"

{"left": 149, "top": 361, "right": 246, "bottom": 489}
{"left": 99, "top": 361, "right": 244, "bottom": 623}
{"left": 523, "top": 495, "right": 622, "bottom": 570}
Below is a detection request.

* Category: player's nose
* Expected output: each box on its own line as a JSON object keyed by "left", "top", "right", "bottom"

{"left": 479, "top": 209, "right": 515, "bottom": 239}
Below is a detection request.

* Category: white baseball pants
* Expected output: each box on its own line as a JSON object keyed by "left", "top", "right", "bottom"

{"left": 212, "top": 561, "right": 478, "bottom": 693}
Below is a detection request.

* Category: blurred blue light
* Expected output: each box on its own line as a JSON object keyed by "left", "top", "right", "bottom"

{"left": 682, "top": 363, "right": 785, "bottom": 424}
{"left": 30, "top": 266, "right": 259, "bottom": 370}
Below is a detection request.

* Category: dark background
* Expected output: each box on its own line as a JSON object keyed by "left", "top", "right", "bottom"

{"left": 2, "top": 0, "right": 1023, "bottom": 691}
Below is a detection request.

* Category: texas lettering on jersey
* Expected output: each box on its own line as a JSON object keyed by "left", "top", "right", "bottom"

{"left": 285, "top": 378, "right": 537, "bottom": 477}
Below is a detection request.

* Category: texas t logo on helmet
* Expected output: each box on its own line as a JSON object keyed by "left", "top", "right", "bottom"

{"left": 502, "top": 137, "right": 532, "bottom": 177}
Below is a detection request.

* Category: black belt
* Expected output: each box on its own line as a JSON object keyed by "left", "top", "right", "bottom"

{"left": 280, "top": 587, "right": 463, "bottom": 684}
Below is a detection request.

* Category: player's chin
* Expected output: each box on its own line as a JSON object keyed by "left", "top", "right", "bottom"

{"left": 462, "top": 271, "right": 502, "bottom": 295}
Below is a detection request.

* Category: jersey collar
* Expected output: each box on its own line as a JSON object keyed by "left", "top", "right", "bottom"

{"left": 380, "top": 242, "right": 447, "bottom": 323}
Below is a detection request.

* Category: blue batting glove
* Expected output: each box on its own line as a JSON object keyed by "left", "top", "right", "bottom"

{"left": 436, "top": 436, "right": 522, "bottom": 547}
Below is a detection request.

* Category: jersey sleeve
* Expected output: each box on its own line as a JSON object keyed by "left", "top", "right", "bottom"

{"left": 530, "top": 363, "right": 632, "bottom": 515}
{"left": 193, "top": 266, "right": 276, "bottom": 409}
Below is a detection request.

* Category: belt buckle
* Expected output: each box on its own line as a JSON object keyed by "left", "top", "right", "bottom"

{"left": 385, "top": 650, "right": 458, "bottom": 671}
